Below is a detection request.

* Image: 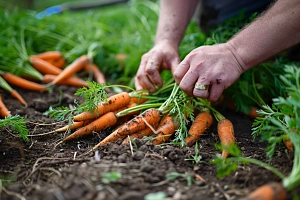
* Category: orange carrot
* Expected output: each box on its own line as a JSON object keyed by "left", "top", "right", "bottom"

{"left": 92, "top": 108, "right": 161, "bottom": 149}
{"left": 0, "top": 95, "right": 11, "bottom": 118}
{"left": 85, "top": 63, "right": 106, "bottom": 84}
{"left": 121, "top": 126, "right": 153, "bottom": 145}
{"left": 244, "top": 182, "right": 287, "bottom": 200}
{"left": 61, "top": 112, "right": 117, "bottom": 143}
{"left": 1, "top": 73, "right": 47, "bottom": 92}
{"left": 34, "top": 51, "right": 63, "bottom": 60}
{"left": 130, "top": 97, "right": 148, "bottom": 104}
{"left": 55, "top": 119, "right": 94, "bottom": 133}
{"left": 49, "top": 58, "right": 66, "bottom": 69}
{"left": 115, "top": 103, "right": 140, "bottom": 125}
{"left": 185, "top": 112, "right": 213, "bottom": 147}
{"left": 43, "top": 74, "right": 88, "bottom": 87}
{"left": 217, "top": 118, "right": 235, "bottom": 158}
{"left": 283, "top": 139, "right": 293, "bottom": 152}
{"left": 30, "top": 56, "right": 62, "bottom": 75}
{"left": 152, "top": 115, "right": 178, "bottom": 145}
{"left": 247, "top": 106, "right": 260, "bottom": 119}
{"left": 50, "top": 55, "right": 90, "bottom": 85}
{"left": 10, "top": 90, "right": 27, "bottom": 107}
{"left": 73, "top": 92, "right": 131, "bottom": 121}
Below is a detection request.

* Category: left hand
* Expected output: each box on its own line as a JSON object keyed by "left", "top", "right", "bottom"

{"left": 173, "top": 43, "right": 244, "bottom": 102}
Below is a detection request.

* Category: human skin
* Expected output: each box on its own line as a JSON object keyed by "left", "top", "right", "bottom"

{"left": 134, "top": 0, "right": 198, "bottom": 92}
{"left": 174, "top": 0, "right": 300, "bottom": 102}
{"left": 135, "top": 0, "right": 300, "bottom": 102}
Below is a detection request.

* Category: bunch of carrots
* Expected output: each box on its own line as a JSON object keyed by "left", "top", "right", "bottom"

{"left": 0, "top": 50, "right": 107, "bottom": 116}
{"left": 49, "top": 80, "right": 236, "bottom": 159}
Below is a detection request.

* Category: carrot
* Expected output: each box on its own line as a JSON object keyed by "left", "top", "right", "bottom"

{"left": 121, "top": 126, "right": 153, "bottom": 145}
{"left": 50, "top": 55, "right": 90, "bottom": 85}
{"left": 247, "top": 106, "right": 260, "bottom": 119}
{"left": 34, "top": 51, "right": 63, "bottom": 60}
{"left": 114, "top": 103, "right": 140, "bottom": 125}
{"left": 49, "top": 58, "right": 66, "bottom": 69}
{"left": 0, "top": 95, "right": 11, "bottom": 118}
{"left": 1, "top": 72, "right": 47, "bottom": 92}
{"left": 244, "top": 182, "right": 287, "bottom": 200}
{"left": 129, "top": 92, "right": 148, "bottom": 104}
{"left": 60, "top": 112, "right": 117, "bottom": 143}
{"left": 185, "top": 112, "right": 213, "bottom": 147}
{"left": 10, "top": 90, "right": 27, "bottom": 107}
{"left": 55, "top": 119, "right": 94, "bottom": 133}
{"left": 85, "top": 63, "right": 106, "bottom": 84}
{"left": 43, "top": 74, "right": 88, "bottom": 87}
{"left": 130, "top": 97, "right": 148, "bottom": 104}
{"left": 283, "top": 139, "right": 293, "bottom": 152}
{"left": 91, "top": 108, "right": 161, "bottom": 149}
{"left": 152, "top": 115, "right": 178, "bottom": 145}
{"left": 29, "top": 56, "right": 62, "bottom": 75}
{"left": 217, "top": 118, "right": 235, "bottom": 158}
{"left": 73, "top": 92, "right": 131, "bottom": 121}
{"left": 0, "top": 76, "right": 27, "bottom": 106}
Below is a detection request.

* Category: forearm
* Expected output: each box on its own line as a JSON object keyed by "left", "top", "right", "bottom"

{"left": 228, "top": 0, "right": 300, "bottom": 71}
{"left": 155, "top": 0, "right": 199, "bottom": 47}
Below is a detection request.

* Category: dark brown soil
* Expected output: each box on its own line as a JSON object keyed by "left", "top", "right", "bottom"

{"left": 0, "top": 85, "right": 297, "bottom": 200}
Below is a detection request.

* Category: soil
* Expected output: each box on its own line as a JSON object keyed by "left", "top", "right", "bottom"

{"left": 0, "top": 85, "right": 297, "bottom": 200}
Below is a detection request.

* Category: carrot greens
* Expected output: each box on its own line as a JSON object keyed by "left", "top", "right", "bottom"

{"left": 0, "top": 115, "right": 29, "bottom": 141}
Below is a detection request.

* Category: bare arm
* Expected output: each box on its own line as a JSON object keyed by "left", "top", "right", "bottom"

{"left": 174, "top": 0, "right": 300, "bottom": 102}
{"left": 228, "top": 0, "right": 300, "bottom": 71}
{"left": 135, "top": 0, "right": 198, "bottom": 92}
{"left": 155, "top": 0, "right": 199, "bottom": 47}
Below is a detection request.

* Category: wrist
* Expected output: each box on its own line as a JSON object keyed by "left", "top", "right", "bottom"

{"left": 226, "top": 41, "right": 252, "bottom": 73}
{"left": 154, "top": 39, "right": 179, "bottom": 50}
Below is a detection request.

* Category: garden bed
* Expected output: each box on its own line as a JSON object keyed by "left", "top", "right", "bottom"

{"left": 0, "top": 85, "right": 295, "bottom": 200}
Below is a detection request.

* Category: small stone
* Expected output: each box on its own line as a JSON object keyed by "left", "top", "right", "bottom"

{"left": 132, "top": 151, "right": 145, "bottom": 160}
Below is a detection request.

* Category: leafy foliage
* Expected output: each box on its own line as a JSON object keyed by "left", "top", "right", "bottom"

{"left": 0, "top": 115, "right": 28, "bottom": 141}
{"left": 252, "top": 64, "right": 300, "bottom": 192}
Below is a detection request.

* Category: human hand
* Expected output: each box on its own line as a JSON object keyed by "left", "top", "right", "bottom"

{"left": 134, "top": 40, "right": 180, "bottom": 92}
{"left": 173, "top": 43, "right": 245, "bottom": 102}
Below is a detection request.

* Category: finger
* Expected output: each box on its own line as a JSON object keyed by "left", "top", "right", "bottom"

{"left": 135, "top": 56, "right": 157, "bottom": 92}
{"left": 178, "top": 67, "right": 201, "bottom": 96}
{"left": 173, "top": 58, "right": 190, "bottom": 84}
{"left": 208, "top": 83, "right": 225, "bottom": 102}
{"left": 134, "top": 76, "right": 143, "bottom": 91}
{"left": 193, "top": 82, "right": 210, "bottom": 99}
{"left": 169, "top": 57, "right": 180, "bottom": 74}
{"left": 145, "top": 53, "right": 163, "bottom": 88}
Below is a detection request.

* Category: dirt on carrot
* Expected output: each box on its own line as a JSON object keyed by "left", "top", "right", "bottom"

{"left": 60, "top": 112, "right": 117, "bottom": 144}
{"left": 152, "top": 115, "right": 178, "bottom": 145}
{"left": 73, "top": 92, "right": 131, "bottom": 121}
{"left": 217, "top": 118, "right": 235, "bottom": 158}
{"left": 92, "top": 108, "right": 161, "bottom": 150}
{"left": 185, "top": 111, "right": 213, "bottom": 147}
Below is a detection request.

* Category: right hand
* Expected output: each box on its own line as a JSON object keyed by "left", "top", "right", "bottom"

{"left": 134, "top": 40, "right": 180, "bottom": 92}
